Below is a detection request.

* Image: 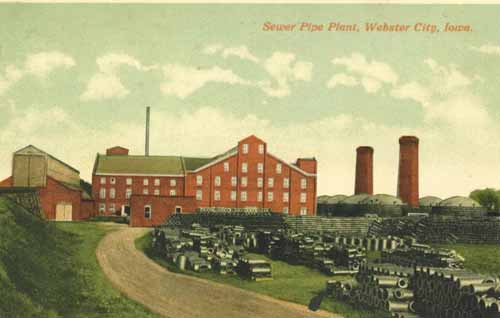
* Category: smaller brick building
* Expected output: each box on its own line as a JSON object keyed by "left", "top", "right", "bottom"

{"left": 0, "top": 145, "right": 94, "bottom": 220}
{"left": 129, "top": 195, "right": 197, "bottom": 227}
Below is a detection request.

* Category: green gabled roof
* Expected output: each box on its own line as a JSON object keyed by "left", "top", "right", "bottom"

{"left": 182, "top": 157, "right": 213, "bottom": 171}
{"left": 95, "top": 155, "right": 185, "bottom": 175}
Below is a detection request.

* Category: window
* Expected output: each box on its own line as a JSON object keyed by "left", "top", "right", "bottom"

{"left": 257, "top": 177, "right": 263, "bottom": 188}
{"left": 283, "top": 178, "right": 290, "bottom": 188}
{"left": 214, "top": 190, "right": 221, "bottom": 201}
{"left": 196, "top": 190, "right": 203, "bottom": 201}
{"left": 154, "top": 178, "right": 160, "bottom": 186}
{"left": 230, "top": 191, "right": 237, "bottom": 201}
{"left": 242, "top": 143, "right": 249, "bottom": 154}
{"left": 268, "top": 178, "right": 274, "bottom": 188}
{"left": 100, "top": 177, "right": 106, "bottom": 184}
{"left": 283, "top": 207, "right": 289, "bottom": 214}
{"left": 300, "top": 193, "right": 307, "bottom": 203}
{"left": 283, "top": 192, "right": 289, "bottom": 203}
{"left": 241, "top": 191, "right": 247, "bottom": 202}
{"left": 257, "top": 191, "right": 263, "bottom": 202}
{"left": 110, "top": 177, "right": 116, "bottom": 184}
{"left": 258, "top": 144, "right": 264, "bottom": 154}
{"left": 170, "top": 179, "right": 176, "bottom": 187}
{"left": 143, "top": 178, "right": 149, "bottom": 186}
{"left": 300, "top": 207, "right": 308, "bottom": 216}
{"left": 231, "top": 176, "right": 237, "bottom": 187}
{"left": 257, "top": 163, "right": 263, "bottom": 174}
{"left": 144, "top": 205, "right": 152, "bottom": 219}
{"left": 301, "top": 178, "right": 307, "bottom": 189}
{"left": 126, "top": 178, "right": 132, "bottom": 185}
{"left": 143, "top": 188, "right": 149, "bottom": 195}
{"left": 267, "top": 192, "right": 274, "bottom": 202}
{"left": 109, "top": 188, "right": 116, "bottom": 199}
{"left": 276, "top": 163, "right": 282, "bottom": 174}
{"left": 215, "top": 176, "right": 221, "bottom": 187}
{"left": 241, "top": 176, "right": 247, "bottom": 187}
{"left": 224, "top": 162, "right": 229, "bottom": 172}
{"left": 126, "top": 188, "right": 132, "bottom": 199}
{"left": 175, "top": 206, "right": 182, "bottom": 214}
{"left": 170, "top": 189, "right": 176, "bottom": 196}
{"left": 99, "top": 188, "right": 106, "bottom": 199}
{"left": 242, "top": 162, "right": 248, "bottom": 173}
{"left": 109, "top": 203, "right": 115, "bottom": 213}
{"left": 99, "top": 203, "right": 106, "bottom": 213}
{"left": 154, "top": 189, "right": 160, "bottom": 196}
{"left": 196, "top": 175, "right": 203, "bottom": 185}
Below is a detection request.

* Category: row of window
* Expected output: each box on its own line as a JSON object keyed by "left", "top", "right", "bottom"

{"left": 220, "top": 161, "right": 282, "bottom": 174}
{"left": 100, "top": 177, "right": 177, "bottom": 187}
{"left": 196, "top": 190, "right": 307, "bottom": 203}
{"left": 242, "top": 143, "right": 265, "bottom": 155}
{"left": 99, "top": 188, "right": 176, "bottom": 199}
{"left": 197, "top": 176, "right": 307, "bottom": 189}
{"left": 98, "top": 203, "right": 307, "bottom": 216}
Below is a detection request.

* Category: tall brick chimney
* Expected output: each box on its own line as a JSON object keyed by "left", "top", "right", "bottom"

{"left": 354, "top": 146, "right": 374, "bottom": 195}
{"left": 397, "top": 136, "right": 419, "bottom": 207}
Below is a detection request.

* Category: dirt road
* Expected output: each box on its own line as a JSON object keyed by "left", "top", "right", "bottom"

{"left": 96, "top": 226, "right": 339, "bottom": 318}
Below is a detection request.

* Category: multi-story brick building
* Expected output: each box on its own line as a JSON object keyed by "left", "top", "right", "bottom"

{"left": 92, "top": 135, "right": 317, "bottom": 226}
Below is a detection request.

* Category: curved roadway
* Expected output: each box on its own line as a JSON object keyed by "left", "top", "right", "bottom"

{"left": 96, "top": 226, "right": 338, "bottom": 318}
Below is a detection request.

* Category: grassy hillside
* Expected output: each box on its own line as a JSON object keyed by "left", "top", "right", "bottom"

{"left": 0, "top": 197, "right": 153, "bottom": 318}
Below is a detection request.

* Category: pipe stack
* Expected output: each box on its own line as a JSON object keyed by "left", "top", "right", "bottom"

{"left": 381, "top": 243, "right": 465, "bottom": 268}
{"left": 413, "top": 267, "right": 500, "bottom": 318}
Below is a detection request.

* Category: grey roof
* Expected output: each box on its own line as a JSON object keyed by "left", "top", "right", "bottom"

{"left": 439, "top": 196, "right": 482, "bottom": 208}
{"left": 317, "top": 195, "right": 331, "bottom": 204}
{"left": 340, "top": 193, "right": 373, "bottom": 204}
{"left": 326, "top": 195, "right": 348, "bottom": 204}
{"left": 419, "top": 196, "right": 442, "bottom": 207}
{"left": 15, "top": 145, "right": 80, "bottom": 173}
{"left": 361, "top": 194, "right": 403, "bottom": 205}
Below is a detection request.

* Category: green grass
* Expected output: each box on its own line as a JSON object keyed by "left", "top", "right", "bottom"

{"left": 434, "top": 244, "right": 500, "bottom": 275}
{"left": 0, "top": 197, "right": 154, "bottom": 318}
{"left": 135, "top": 232, "right": 387, "bottom": 318}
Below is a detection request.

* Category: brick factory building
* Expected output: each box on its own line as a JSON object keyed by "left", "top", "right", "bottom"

{"left": 0, "top": 145, "right": 95, "bottom": 220}
{"left": 92, "top": 135, "right": 317, "bottom": 227}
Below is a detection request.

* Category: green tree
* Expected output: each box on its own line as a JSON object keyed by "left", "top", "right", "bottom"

{"left": 470, "top": 188, "right": 500, "bottom": 212}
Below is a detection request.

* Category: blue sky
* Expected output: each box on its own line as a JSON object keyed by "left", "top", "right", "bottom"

{"left": 0, "top": 4, "right": 499, "bottom": 198}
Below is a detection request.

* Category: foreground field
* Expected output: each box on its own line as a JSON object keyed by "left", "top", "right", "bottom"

{"left": 136, "top": 233, "right": 387, "bottom": 318}
{"left": 435, "top": 243, "right": 500, "bottom": 274}
{"left": 0, "top": 198, "right": 153, "bottom": 318}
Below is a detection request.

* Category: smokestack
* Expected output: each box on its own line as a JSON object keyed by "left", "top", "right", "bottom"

{"left": 354, "top": 146, "right": 374, "bottom": 195}
{"left": 145, "top": 106, "right": 150, "bottom": 156}
{"left": 397, "top": 136, "right": 419, "bottom": 207}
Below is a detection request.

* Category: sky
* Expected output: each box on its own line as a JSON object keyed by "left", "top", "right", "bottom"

{"left": 0, "top": 4, "right": 499, "bottom": 198}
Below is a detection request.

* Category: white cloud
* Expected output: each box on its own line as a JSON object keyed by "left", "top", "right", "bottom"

{"left": 24, "top": 51, "right": 75, "bottom": 77}
{"left": 361, "top": 77, "right": 382, "bottom": 94}
{"left": 470, "top": 44, "right": 500, "bottom": 56}
{"left": 326, "top": 73, "right": 358, "bottom": 89}
{"left": 160, "top": 64, "right": 251, "bottom": 99}
{"left": 0, "top": 51, "right": 75, "bottom": 96}
{"left": 81, "top": 53, "right": 157, "bottom": 101}
{"left": 391, "top": 59, "right": 490, "bottom": 129}
{"left": 259, "top": 51, "right": 313, "bottom": 98}
{"left": 332, "top": 52, "right": 399, "bottom": 85}
{"left": 203, "top": 44, "right": 259, "bottom": 63}
{"left": 202, "top": 44, "right": 223, "bottom": 55}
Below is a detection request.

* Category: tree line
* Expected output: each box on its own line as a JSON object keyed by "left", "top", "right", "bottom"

{"left": 470, "top": 188, "right": 500, "bottom": 212}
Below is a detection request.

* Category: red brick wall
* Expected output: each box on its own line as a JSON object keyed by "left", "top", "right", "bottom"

{"left": 296, "top": 158, "right": 317, "bottom": 174}
{"left": 92, "top": 175, "right": 185, "bottom": 216}
{"left": 355, "top": 146, "right": 374, "bottom": 195}
{"left": 106, "top": 147, "right": 129, "bottom": 155}
{"left": 39, "top": 177, "right": 82, "bottom": 220}
{"left": 0, "top": 176, "right": 13, "bottom": 187}
{"left": 80, "top": 200, "right": 96, "bottom": 219}
{"left": 129, "top": 195, "right": 197, "bottom": 227}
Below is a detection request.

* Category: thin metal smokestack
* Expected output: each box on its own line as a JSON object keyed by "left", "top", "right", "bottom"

{"left": 145, "top": 106, "right": 150, "bottom": 156}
